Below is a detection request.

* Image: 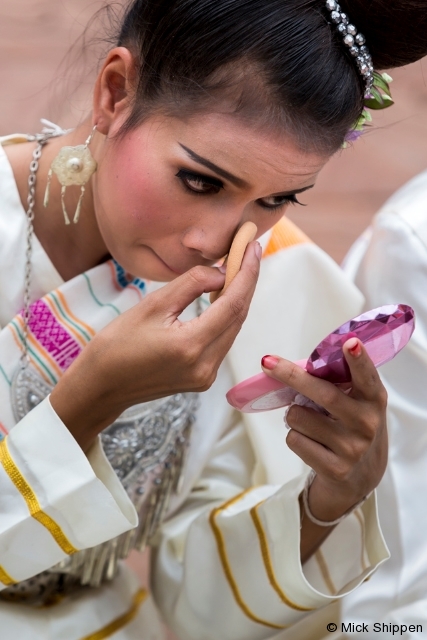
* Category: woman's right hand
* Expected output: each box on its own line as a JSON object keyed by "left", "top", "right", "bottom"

{"left": 50, "top": 242, "right": 261, "bottom": 451}
{"left": 261, "top": 339, "right": 388, "bottom": 562}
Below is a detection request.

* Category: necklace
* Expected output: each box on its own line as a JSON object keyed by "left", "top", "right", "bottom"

{"left": 11, "top": 122, "right": 69, "bottom": 389}
{"left": 21, "top": 139, "right": 45, "bottom": 364}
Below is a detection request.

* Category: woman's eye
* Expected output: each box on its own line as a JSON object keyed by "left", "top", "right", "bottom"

{"left": 176, "top": 170, "right": 223, "bottom": 195}
{"left": 258, "top": 194, "right": 304, "bottom": 210}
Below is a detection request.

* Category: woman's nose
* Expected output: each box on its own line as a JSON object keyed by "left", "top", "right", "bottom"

{"left": 182, "top": 223, "right": 240, "bottom": 261}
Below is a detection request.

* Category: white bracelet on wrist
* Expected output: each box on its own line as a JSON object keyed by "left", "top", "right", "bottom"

{"left": 302, "top": 469, "right": 370, "bottom": 528}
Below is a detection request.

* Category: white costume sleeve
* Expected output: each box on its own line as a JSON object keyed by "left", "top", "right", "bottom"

{"left": 339, "top": 172, "right": 427, "bottom": 630}
{"left": 0, "top": 397, "right": 137, "bottom": 589}
{"left": 151, "top": 418, "right": 388, "bottom": 640}
{"left": 346, "top": 179, "right": 427, "bottom": 425}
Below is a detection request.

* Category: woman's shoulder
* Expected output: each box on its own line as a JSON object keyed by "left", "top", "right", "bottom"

{"left": 0, "top": 143, "right": 27, "bottom": 251}
{"left": 374, "top": 170, "right": 427, "bottom": 244}
{"left": 344, "top": 171, "right": 427, "bottom": 284}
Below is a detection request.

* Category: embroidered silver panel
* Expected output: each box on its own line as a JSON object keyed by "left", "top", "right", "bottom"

{"left": 101, "top": 393, "right": 198, "bottom": 507}
{"left": 51, "top": 392, "right": 199, "bottom": 589}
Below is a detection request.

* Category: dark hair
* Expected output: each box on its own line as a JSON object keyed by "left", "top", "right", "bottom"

{"left": 116, "top": 0, "right": 427, "bottom": 154}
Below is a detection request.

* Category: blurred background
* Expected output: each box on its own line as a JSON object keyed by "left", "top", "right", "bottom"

{"left": 1, "top": 1, "right": 426, "bottom": 637}
{"left": 1, "top": 0, "right": 427, "bottom": 262}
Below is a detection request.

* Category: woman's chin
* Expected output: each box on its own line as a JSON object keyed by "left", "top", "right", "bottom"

{"left": 147, "top": 269, "right": 179, "bottom": 282}
{"left": 129, "top": 262, "right": 179, "bottom": 282}
{"left": 111, "top": 248, "right": 181, "bottom": 283}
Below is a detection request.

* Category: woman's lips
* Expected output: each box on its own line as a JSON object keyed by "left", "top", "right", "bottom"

{"left": 153, "top": 253, "right": 182, "bottom": 274}
{"left": 151, "top": 250, "right": 187, "bottom": 275}
{"left": 161, "top": 260, "right": 184, "bottom": 275}
{"left": 152, "top": 248, "right": 217, "bottom": 275}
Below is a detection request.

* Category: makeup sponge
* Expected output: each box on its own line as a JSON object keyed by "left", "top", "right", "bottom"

{"left": 210, "top": 221, "right": 258, "bottom": 303}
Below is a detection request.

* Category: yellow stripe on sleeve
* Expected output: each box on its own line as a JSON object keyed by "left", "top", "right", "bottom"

{"left": 0, "top": 565, "right": 17, "bottom": 587}
{"left": 80, "top": 589, "right": 147, "bottom": 640}
{"left": 250, "top": 501, "right": 314, "bottom": 611}
{"left": 0, "top": 439, "right": 78, "bottom": 556}
{"left": 209, "top": 490, "right": 286, "bottom": 630}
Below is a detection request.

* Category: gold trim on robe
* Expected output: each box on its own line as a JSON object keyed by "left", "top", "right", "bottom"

{"left": 0, "top": 565, "right": 17, "bottom": 587}
{"left": 250, "top": 501, "right": 314, "bottom": 611}
{"left": 210, "top": 490, "right": 287, "bottom": 630}
{"left": 80, "top": 588, "right": 148, "bottom": 640}
{"left": 0, "top": 438, "right": 78, "bottom": 555}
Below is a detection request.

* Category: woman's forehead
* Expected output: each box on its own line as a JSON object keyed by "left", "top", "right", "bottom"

{"left": 127, "top": 112, "right": 329, "bottom": 188}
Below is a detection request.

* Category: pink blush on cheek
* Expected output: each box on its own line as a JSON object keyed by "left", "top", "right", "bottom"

{"left": 102, "top": 150, "right": 171, "bottom": 236}
{"left": 130, "top": 208, "right": 143, "bottom": 221}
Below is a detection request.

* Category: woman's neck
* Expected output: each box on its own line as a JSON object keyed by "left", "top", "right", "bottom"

{"left": 4, "top": 118, "right": 109, "bottom": 282}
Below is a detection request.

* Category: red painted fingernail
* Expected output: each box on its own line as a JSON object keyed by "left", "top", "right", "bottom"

{"left": 346, "top": 338, "right": 362, "bottom": 357}
{"left": 261, "top": 355, "right": 279, "bottom": 370}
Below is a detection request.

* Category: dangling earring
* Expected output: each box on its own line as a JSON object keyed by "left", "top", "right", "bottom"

{"left": 44, "top": 125, "right": 98, "bottom": 225}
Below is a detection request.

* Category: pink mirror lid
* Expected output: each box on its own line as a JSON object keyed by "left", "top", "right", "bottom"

{"left": 226, "top": 304, "right": 415, "bottom": 413}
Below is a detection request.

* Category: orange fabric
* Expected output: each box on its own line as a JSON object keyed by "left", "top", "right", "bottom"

{"left": 263, "top": 217, "right": 311, "bottom": 258}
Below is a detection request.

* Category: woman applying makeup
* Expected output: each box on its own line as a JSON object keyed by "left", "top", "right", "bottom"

{"left": 0, "top": 1, "right": 426, "bottom": 638}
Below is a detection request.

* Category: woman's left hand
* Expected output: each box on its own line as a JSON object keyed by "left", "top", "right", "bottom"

{"left": 261, "top": 337, "right": 388, "bottom": 561}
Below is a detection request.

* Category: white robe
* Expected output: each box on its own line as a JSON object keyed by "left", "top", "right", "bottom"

{"left": 0, "top": 142, "right": 388, "bottom": 639}
{"left": 338, "top": 170, "right": 427, "bottom": 639}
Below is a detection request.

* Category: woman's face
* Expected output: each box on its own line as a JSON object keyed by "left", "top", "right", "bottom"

{"left": 92, "top": 112, "right": 329, "bottom": 281}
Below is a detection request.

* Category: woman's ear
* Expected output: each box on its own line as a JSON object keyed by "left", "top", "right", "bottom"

{"left": 93, "top": 47, "right": 137, "bottom": 136}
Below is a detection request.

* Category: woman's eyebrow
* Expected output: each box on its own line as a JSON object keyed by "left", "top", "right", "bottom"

{"left": 273, "top": 185, "right": 315, "bottom": 197}
{"left": 179, "top": 144, "right": 315, "bottom": 196}
{"left": 179, "top": 143, "right": 248, "bottom": 187}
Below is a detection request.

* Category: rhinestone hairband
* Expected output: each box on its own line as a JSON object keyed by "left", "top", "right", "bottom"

{"left": 325, "top": 0, "right": 374, "bottom": 98}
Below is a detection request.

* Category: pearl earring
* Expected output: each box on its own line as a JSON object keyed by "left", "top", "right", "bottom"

{"left": 44, "top": 126, "right": 98, "bottom": 225}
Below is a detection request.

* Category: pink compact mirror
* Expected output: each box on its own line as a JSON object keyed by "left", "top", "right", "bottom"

{"left": 226, "top": 304, "right": 415, "bottom": 413}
